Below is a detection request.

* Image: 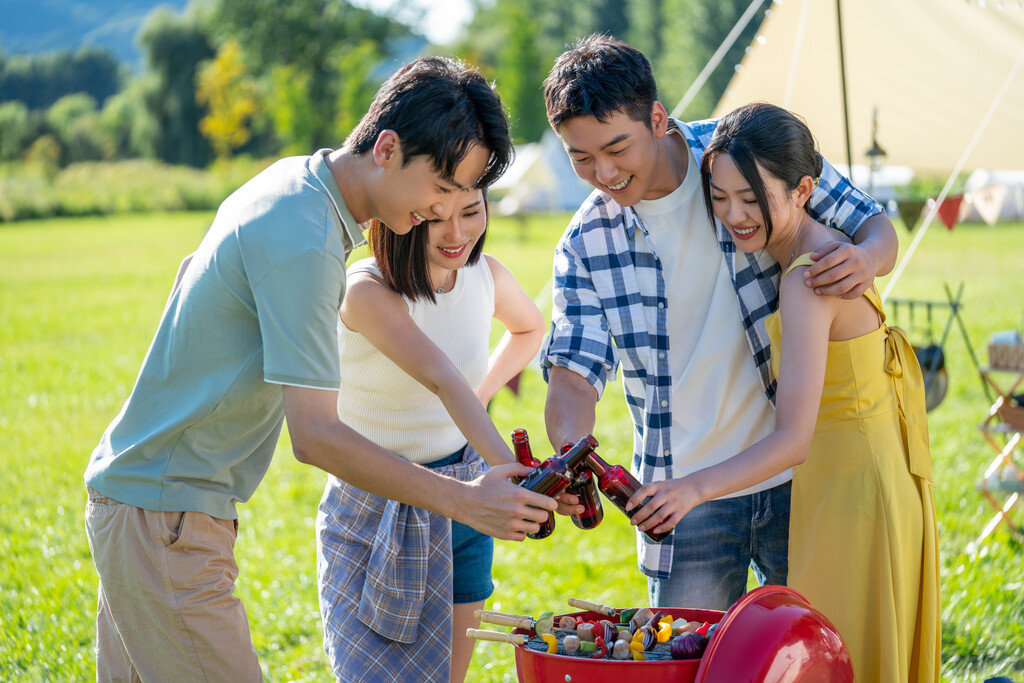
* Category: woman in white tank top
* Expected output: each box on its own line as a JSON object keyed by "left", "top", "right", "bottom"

{"left": 317, "top": 188, "right": 547, "bottom": 683}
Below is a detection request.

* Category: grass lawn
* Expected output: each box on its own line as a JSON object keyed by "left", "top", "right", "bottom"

{"left": 1, "top": 210, "right": 1022, "bottom": 681}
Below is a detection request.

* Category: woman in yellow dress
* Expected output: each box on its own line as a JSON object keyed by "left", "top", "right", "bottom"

{"left": 627, "top": 102, "right": 940, "bottom": 682}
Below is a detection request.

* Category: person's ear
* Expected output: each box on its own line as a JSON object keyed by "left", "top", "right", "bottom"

{"left": 650, "top": 101, "right": 669, "bottom": 137}
{"left": 793, "top": 175, "right": 815, "bottom": 208}
{"left": 372, "top": 130, "right": 401, "bottom": 167}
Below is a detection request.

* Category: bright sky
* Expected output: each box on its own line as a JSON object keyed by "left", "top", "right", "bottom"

{"left": 351, "top": 0, "right": 475, "bottom": 45}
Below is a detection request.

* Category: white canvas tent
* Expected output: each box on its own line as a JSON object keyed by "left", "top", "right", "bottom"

{"left": 710, "top": 0, "right": 1024, "bottom": 174}
{"left": 489, "top": 129, "right": 593, "bottom": 215}
{"left": 705, "top": 0, "right": 1024, "bottom": 297}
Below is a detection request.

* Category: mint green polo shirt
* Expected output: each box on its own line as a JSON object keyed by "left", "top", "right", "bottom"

{"left": 85, "top": 150, "right": 365, "bottom": 519}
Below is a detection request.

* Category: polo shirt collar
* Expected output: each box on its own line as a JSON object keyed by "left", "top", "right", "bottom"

{"left": 310, "top": 149, "right": 367, "bottom": 252}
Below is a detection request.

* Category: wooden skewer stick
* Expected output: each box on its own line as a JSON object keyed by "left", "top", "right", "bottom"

{"left": 465, "top": 628, "right": 529, "bottom": 645}
{"left": 474, "top": 609, "right": 524, "bottom": 620}
{"left": 567, "top": 597, "right": 618, "bottom": 616}
{"left": 474, "top": 610, "right": 555, "bottom": 635}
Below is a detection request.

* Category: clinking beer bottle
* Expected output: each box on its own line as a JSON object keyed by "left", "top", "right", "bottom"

{"left": 560, "top": 443, "right": 604, "bottom": 530}
{"left": 583, "top": 451, "right": 670, "bottom": 542}
{"left": 516, "top": 434, "right": 599, "bottom": 539}
{"left": 510, "top": 428, "right": 556, "bottom": 540}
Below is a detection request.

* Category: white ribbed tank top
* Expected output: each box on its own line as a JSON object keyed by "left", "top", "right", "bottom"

{"left": 336, "top": 256, "right": 494, "bottom": 463}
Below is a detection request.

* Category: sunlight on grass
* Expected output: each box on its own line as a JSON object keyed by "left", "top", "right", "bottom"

{"left": 1, "top": 212, "right": 1022, "bottom": 681}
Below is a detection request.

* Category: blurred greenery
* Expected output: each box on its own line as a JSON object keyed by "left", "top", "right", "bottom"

{"left": 0, "top": 157, "right": 272, "bottom": 222}
{"left": 1, "top": 210, "right": 1023, "bottom": 681}
{"left": 0, "top": 0, "right": 758, "bottom": 166}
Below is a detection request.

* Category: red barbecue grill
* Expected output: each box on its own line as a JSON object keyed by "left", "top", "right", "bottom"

{"left": 512, "top": 585, "right": 854, "bottom": 683}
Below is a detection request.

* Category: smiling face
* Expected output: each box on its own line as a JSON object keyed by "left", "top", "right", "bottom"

{"left": 425, "top": 189, "right": 486, "bottom": 287}
{"left": 707, "top": 152, "right": 806, "bottom": 254}
{"left": 557, "top": 104, "right": 679, "bottom": 206}
{"left": 377, "top": 135, "right": 490, "bottom": 235}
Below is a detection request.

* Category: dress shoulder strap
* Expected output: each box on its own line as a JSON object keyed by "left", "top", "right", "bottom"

{"left": 781, "top": 252, "right": 816, "bottom": 279}
{"left": 783, "top": 252, "right": 885, "bottom": 317}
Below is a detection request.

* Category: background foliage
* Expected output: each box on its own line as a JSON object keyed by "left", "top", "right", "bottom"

{"left": 0, "top": 0, "right": 757, "bottom": 178}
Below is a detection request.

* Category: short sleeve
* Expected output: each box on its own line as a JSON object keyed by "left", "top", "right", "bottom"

{"left": 253, "top": 249, "right": 346, "bottom": 389}
{"left": 807, "top": 154, "right": 884, "bottom": 238}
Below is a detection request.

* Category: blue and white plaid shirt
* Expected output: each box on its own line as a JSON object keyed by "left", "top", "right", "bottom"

{"left": 540, "top": 117, "right": 883, "bottom": 579}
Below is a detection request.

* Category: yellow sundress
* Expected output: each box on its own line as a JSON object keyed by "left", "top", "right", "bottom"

{"left": 765, "top": 254, "right": 940, "bottom": 683}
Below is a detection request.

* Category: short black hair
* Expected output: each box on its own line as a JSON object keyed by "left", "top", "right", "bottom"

{"left": 345, "top": 57, "right": 512, "bottom": 188}
{"left": 700, "top": 102, "right": 823, "bottom": 243}
{"left": 543, "top": 34, "right": 659, "bottom": 130}
{"left": 368, "top": 190, "right": 489, "bottom": 303}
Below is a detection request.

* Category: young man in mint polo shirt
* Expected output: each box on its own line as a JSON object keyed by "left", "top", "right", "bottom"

{"left": 83, "top": 57, "right": 556, "bottom": 682}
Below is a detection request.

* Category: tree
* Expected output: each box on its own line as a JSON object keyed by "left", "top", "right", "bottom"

{"left": 0, "top": 47, "right": 122, "bottom": 110}
{"left": 138, "top": 7, "right": 215, "bottom": 167}
{"left": 589, "top": 0, "right": 631, "bottom": 40}
{"left": 99, "top": 81, "right": 158, "bottom": 159}
{"left": 196, "top": 41, "right": 259, "bottom": 159}
{"left": 210, "top": 0, "right": 411, "bottom": 148}
{"left": 628, "top": 0, "right": 663, "bottom": 59}
{"left": 333, "top": 40, "right": 383, "bottom": 142}
{"left": 45, "top": 93, "right": 97, "bottom": 135}
{"left": 0, "top": 101, "right": 31, "bottom": 161}
{"left": 45, "top": 94, "right": 111, "bottom": 163}
{"left": 495, "top": 3, "right": 547, "bottom": 143}
{"left": 455, "top": 0, "right": 761, "bottom": 134}
{"left": 654, "top": 0, "right": 760, "bottom": 119}
{"left": 266, "top": 65, "right": 316, "bottom": 156}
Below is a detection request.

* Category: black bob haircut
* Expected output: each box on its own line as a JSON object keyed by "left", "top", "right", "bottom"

{"left": 368, "top": 190, "right": 489, "bottom": 304}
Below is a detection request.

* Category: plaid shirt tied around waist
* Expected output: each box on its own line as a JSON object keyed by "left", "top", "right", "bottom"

{"left": 540, "top": 117, "right": 883, "bottom": 580}
{"left": 316, "top": 447, "right": 488, "bottom": 681}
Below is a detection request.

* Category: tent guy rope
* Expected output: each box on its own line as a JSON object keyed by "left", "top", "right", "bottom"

{"left": 881, "top": 43, "right": 1024, "bottom": 302}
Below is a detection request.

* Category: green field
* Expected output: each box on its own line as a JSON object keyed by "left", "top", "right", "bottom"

{"left": 2, "top": 211, "right": 1022, "bottom": 681}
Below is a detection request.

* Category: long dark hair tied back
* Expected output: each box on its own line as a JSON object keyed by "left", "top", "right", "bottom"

{"left": 699, "top": 102, "right": 823, "bottom": 242}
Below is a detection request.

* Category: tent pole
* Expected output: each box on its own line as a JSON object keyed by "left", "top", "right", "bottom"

{"left": 835, "top": 0, "right": 853, "bottom": 171}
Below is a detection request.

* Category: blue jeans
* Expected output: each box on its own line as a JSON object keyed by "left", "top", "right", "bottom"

{"left": 648, "top": 481, "right": 791, "bottom": 611}
{"left": 423, "top": 447, "right": 495, "bottom": 604}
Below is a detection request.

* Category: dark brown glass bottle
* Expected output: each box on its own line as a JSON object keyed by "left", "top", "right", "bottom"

{"left": 517, "top": 434, "right": 598, "bottom": 497}
{"left": 510, "top": 428, "right": 556, "bottom": 540}
{"left": 583, "top": 451, "right": 670, "bottom": 542}
{"left": 560, "top": 442, "right": 604, "bottom": 530}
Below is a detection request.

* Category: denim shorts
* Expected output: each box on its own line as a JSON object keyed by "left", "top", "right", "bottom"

{"left": 423, "top": 447, "right": 495, "bottom": 604}
{"left": 648, "top": 481, "right": 791, "bottom": 611}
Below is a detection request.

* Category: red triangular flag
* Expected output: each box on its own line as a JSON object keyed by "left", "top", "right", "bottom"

{"left": 505, "top": 371, "right": 521, "bottom": 397}
{"left": 937, "top": 194, "right": 964, "bottom": 230}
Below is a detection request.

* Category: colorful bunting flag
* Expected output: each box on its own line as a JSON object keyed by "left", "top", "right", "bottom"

{"left": 937, "top": 194, "right": 964, "bottom": 231}
{"left": 895, "top": 198, "right": 928, "bottom": 232}
{"left": 967, "top": 185, "right": 1007, "bottom": 226}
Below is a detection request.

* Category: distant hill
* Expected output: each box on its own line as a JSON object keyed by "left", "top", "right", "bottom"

{"left": 0, "top": 0, "right": 190, "bottom": 67}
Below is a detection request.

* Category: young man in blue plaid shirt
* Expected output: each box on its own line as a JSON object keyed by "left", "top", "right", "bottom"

{"left": 540, "top": 35, "right": 898, "bottom": 610}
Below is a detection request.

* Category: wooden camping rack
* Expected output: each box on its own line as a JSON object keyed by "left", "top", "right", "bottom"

{"left": 887, "top": 283, "right": 989, "bottom": 408}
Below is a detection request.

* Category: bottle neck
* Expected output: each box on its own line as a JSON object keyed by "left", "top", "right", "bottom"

{"left": 585, "top": 451, "right": 610, "bottom": 476}
{"left": 511, "top": 429, "right": 532, "bottom": 464}
{"left": 561, "top": 434, "right": 598, "bottom": 470}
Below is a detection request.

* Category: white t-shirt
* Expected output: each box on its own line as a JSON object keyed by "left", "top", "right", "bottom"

{"left": 633, "top": 139, "right": 790, "bottom": 497}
